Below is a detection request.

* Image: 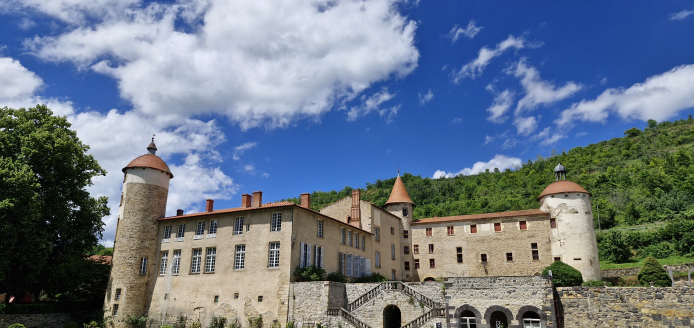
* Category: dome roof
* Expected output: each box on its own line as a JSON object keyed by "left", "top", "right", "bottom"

{"left": 385, "top": 175, "right": 414, "bottom": 205}
{"left": 122, "top": 154, "right": 173, "bottom": 178}
{"left": 538, "top": 180, "right": 589, "bottom": 200}
{"left": 554, "top": 163, "right": 565, "bottom": 172}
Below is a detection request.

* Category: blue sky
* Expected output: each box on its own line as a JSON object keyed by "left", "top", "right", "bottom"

{"left": 2, "top": 0, "right": 694, "bottom": 245}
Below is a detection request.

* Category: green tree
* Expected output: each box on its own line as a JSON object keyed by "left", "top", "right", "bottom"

{"left": 598, "top": 230, "right": 632, "bottom": 263}
{"left": 637, "top": 256, "right": 671, "bottom": 287}
{"left": 624, "top": 127, "right": 642, "bottom": 138}
{"left": 542, "top": 261, "right": 583, "bottom": 287}
{"left": 0, "top": 105, "right": 109, "bottom": 300}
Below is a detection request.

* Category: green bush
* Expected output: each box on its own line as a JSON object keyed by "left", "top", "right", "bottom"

{"left": 598, "top": 230, "right": 632, "bottom": 263}
{"left": 354, "top": 272, "right": 389, "bottom": 283}
{"left": 637, "top": 256, "right": 671, "bottom": 287}
{"left": 293, "top": 266, "right": 325, "bottom": 282}
{"left": 582, "top": 280, "right": 604, "bottom": 287}
{"left": 126, "top": 315, "right": 148, "bottom": 328}
{"left": 325, "top": 272, "right": 347, "bottom": 283}
{"left": 209, "top": 317, "right": 226, "bottom": 328}
{"left": 542, "top": 261, "right": 583, "bottom": 287}
{"left": 8, "top": 325, "right": 26, "bottom": 328}
{"left": 637, "top": 241, "right": 676, "bottom": 259}
{"left": 63, "top": 322, "right": 79, "bottom": 328}
{"left": 161, "top": 326, "right": 173, "bottom": 328}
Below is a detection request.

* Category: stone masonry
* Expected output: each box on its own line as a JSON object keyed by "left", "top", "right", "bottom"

{"left": 0, "top": 314, "right": 72, "bottom": 328}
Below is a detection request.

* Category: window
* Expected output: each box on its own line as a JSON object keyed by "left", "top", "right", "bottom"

{"left": 425, "top": 228, "right": 432, "bottom": 236}
{"left": 112, "top": 304, "right": 119, "bottom": 316}
{"left": 272, "top": 213, "right": 282, "bottom": 232}
{"left": 429, "top": 259, "right": 435, "bottom": 268}
{"left": 522, "top": 312, "right": 541, "bottom": 328}
{"left": 550, "top": 218, "right": 556, "bottom": 228}
{"left": 355, "top": 233, "right": 359, "bottom": 249}
{"left": 163, "top": 225, "right": 172, "bottom": 241}
{"left": 481, "top": 254, "right": 487, "bottom": 262}
{"left": 214, "top": 295, "right": 219, "bottom": 303}
{"left": 391, "top": 270, "right": 396, "bottom": 280}
{"left": 205, "top": 248, "right": 216, "bottom": 273}
{"left": 247, "top": 224, "right": 250, "bottom": 232}
{"left": 574, "top": 258, "right": 582, "bottom": 261}
{"left": 413, "top": 245, "right": 419, "bottom": 254}
{"left": 139, "top": 257, "right": 147, "bottom": 275}
{"left": 195, "top": 221, "right": 205, "bottom": 239}
{"left": 208, "top": 220, "right": 218, "bottom": 237}
{"left": 470, "top": 224, "right": 477, "bottom": 233}
{"left": 460, "top": 311, "right": 477, "bottom": 328}
{"left": 269, "top": 242, "right": 280, "bottom": 268}
{"left": 176, "top": 224, "right": 186, "bottom": 241}
{"left": 300, "top": 243, "right": 311, "bottom": 268}
{"left": 317, "top": 220, "right": 323, "bottom": 237}
{"left": 348, "top": 231, "right": 353, "bottom": 247}
{"left": 554, "top": 257, "right": 561, "bottom": 262}
{"left": 531, "top": 243, "right": 539, "bottom": 261}
{"left": 234, "top": 217, "right": 244, "bottom": 235}
{"left": 447, "top": 226, "right": 454, "bottom": 235}
{"left": 375, "top": 251, "right": 381, "bottom": 267}
{"left": 191, "top": 249, "right": 202, "bottom": 273}
{"left": 341, "top": 228, "right": 346, "bottom": 244}
{"left": 165, "top": 293, "right": 169, "bottom": 300}
{"left": 404, "top": 246, "right": 410, "bottom": 255}
{"left": 361, "top": 235, "right": 365, "bottom": 251}
{"left": 428, "top": 244, "right": 434, "bottom": 253}
{"left": 494, "top": 222, "right": 501, "bottom": 232}
{"left": 115, "top": 288, "right": 122, "bottom": 301}
{"left": 160, "top": 251, "right": 168, "bottom": 275}
{"left": 403, "top": 230, "right": 409, "bottom": 239}
{"left": 506, "top": 253, "right": 513, "bottom": 261}
{"left": 414, "top": 259, "right": 420, "bottom": 269}
{"left": 519, "top": 221, "right": 527, "bottom": 230}
{"left": 234, "top": 293, "right": 239, "bottom": 299}
{"left": 391, "top": 244, "right": 395, "bottom": 259}
{"left": 402, "top": 208, "right": 408, "bottom": 217}
{"left": 314, "top": 245, "right": 324, "bottom": 268}
{"left": 172, "top": 250, "right": 181, "bottom": 275}
{"left": 258, "top": 296, "right": 263, "bottom": 302}
{"left": 375, "top": 227, "right": 380, "bottom": 241}
{"left": 404, "top": 261, "right": 410, "bottom": 271}
{"left": 391, "top": 227, "right": 395, "bottom": 235}
{"left": 457, "top": 247, "right": 463, "bottom": 263}
{"left": 235, "top": 245, "right": 246, "bottom": 269}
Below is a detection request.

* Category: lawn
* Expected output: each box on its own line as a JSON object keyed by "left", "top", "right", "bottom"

{"left": 600, "top": 254, "right": 694, "bottom": 270}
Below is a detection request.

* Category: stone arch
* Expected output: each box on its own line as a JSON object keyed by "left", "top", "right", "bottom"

{"left": 454, "top": 304, "right": 482, "bottom": 321}
{"left": 483, "top": 305, "right": 513, "bottom": 328}
{"left": 383, "top": 304, "right": 402, "bottom": 328}
{"left": 423, "top": 277, "right": 436, "bottom": 282}
{"left": 515, "top": 305, "right": 546, "bottom": 321}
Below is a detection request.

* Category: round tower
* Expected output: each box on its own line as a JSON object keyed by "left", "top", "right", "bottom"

{"left": 104, "top": 140, "right": 173, "bottom": 326}
{"left": 385, "top": 173, "right": 415, "bottom": 281}
{"left": 539, "top": 163, "right": 601, "bottom": 281}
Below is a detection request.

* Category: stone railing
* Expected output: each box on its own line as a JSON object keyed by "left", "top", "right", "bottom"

{"left": 400, "top": 308, "right": 445, "bottom": 328}
{"left": 398, "top": 283, "right": 442, "bottom": 309}
{"left": 326, "top": 308, "right": 373, "bottom": 328}
{"left": 347, "top": 282, "right": 442, "bottom": 312}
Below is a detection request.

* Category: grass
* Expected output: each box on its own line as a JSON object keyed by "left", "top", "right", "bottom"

{"left": 600, "top": 254, "right": 694, "bottom": 270}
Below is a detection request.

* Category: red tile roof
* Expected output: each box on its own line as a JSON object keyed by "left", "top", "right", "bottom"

{"left": 123, "top": 154, "right": 173, "bottom": 178}
{"left": 538, "top": 180, "right": 590, "bottom": 200}
{"left": 385, "top": 176, "right": 414, "bottom": 205}
{"left": 88, "top": 255, "right": 112, "bottom": 265}
{"left": 411, "top": 209, "right": 548, "bottom": 225}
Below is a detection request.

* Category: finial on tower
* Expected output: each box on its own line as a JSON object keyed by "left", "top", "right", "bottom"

{"left": 398, "top": 164, "right": 400, "bottom": 177}
{"left": 147, "top": 134, "right": 157, "bottom": 155}
{"left": 554, "top": 163, "right": 566, "bottom": 181}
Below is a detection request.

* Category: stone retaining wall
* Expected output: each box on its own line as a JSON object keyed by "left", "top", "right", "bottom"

{"left": 557, "top": 286, "right": 694, "bottom": 327}
{"left": 602, "top": 264, "right": 694, "bottom": 278}
{"left": 0, "top": 313, "right": 72, "bottom": 328}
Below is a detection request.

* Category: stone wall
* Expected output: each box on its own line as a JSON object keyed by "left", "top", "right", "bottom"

{"left": 0, "top": 313, "right": 72, "bottom": 328}
{"left": 351, "top": 289, "right": 432, "bottom": 328}
{"left": 557, "top": 286, "right": 694, "bottom": 327}
{"left": 602, "top": 264, "right": 694, "bottom": 278}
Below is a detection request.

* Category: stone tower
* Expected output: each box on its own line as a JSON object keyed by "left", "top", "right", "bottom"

{"left": 104, "top": 141, "right": 173, "bottom": 326}
{"left": 539, "top": 163, "right": 601, "bottom": 281}
{"left": 385, "top": 173, "right": 415, "bottom": 281}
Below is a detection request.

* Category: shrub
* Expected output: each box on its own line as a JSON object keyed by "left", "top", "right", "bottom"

{"left": 354, "top": 272, "right": 389, "bottom": 283}
{"left": 209, "top": 317, "right": 226, "bottom": 328}
{"left": 126, "top": 315, "right": 148, "bottom": 328}
{"left": 286, "top": 321, "right": 294, "bottom": 328}
{"left": 8, "top": 324, "right": 26, "bottom": 328}
{"left": 325, "top": 272, "right": 347, "bottom": 283}
{"left": 582, "top": 280, "right": 604, "bottom": 287}
{"left": 598, "top": 230, "right": 632, "bottom": 263}
{"left": 637, "top": 256, "right": 671, "bottom": 287}
{"left": 637, "top": 241, "right": 676, "bottom": 259}
{"left": 293, "top": 266, "right": 325, "bottom": 282}
{"left": 161, "top": 326, "right": 173, "bottom": 328}
{"left": 63, "top": 323, "right": 79, "bottom": 328}
{"left": 542, "top": 261, "right": 583, "bottom": 287}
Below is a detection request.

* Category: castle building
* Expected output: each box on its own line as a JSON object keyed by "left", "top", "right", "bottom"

{"left": 104, "top": 145, "right": 600, "bottom": 328}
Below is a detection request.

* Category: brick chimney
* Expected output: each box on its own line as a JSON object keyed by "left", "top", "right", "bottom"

{"left": 350, "top": 189, "right": 361, "bottom": 229}
{"left": 300, "top": 193, "right": 311, "bottom": 209}
{"left": 252, "top": 191, "right": 263, "bottom": 208}
{"left": 206, "top": 199, "right": 214, "bottom": 212}
{"left": 176, "top": 209, "right": 184, "bottom": 216}
{"left": 241, "top": 194, "right": 252, "bottom": 208}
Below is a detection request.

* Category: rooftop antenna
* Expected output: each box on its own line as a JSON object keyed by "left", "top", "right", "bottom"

{"left": 147, "top": 133, "right": 157, "bottom": 155}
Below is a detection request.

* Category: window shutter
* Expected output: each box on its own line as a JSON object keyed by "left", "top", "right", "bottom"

{"left": 365, "top": 259, "right": 371, "bottom": 275}
{"left": 346, "top": 254, "right": 353, "bottom": 277}
{"left": 307, "top": 244, "right": 312, "bottom": 267}
{"left": 353, "top": 256, "right": 360, "bottom": 278}
{"left": 314, "top": 245, "right": 319, "bottom": 266}
{"left": 300, "top": 242, "right": 305, "bottom": 268}
{"left": 360, "top": 257, "right": 366, "bottom": 277}
{"left": 320, "top": 247, "right": 325, "bottom": 269}
{"left": 339, "top": 252, "right": 343, "bottom": 274}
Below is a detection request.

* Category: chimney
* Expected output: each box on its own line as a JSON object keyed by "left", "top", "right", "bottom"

{"left": 206, "top": 199, "right": 214, "bottom": 212}
{"left": 300, "top": 193, "right": 311, "bottom": 209}
{"left": 252, "top": 191, "right": 263, "bottom": 208}
{"left": 176, "top": 209, "right": 184, "bottom": 216}
{"left": 350, "top": 189, "right": 361, "bottom": 229}
{"left": 241, "top": 194, "right": 252, "bottom": 208}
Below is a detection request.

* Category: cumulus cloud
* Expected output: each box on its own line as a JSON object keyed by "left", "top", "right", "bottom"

{"left": 432, "top": 154, "right": 521, "bottom": 178}
{"left": 452, "top": 35, "right": 529, "bottom": 82}
{"left": 556, "top": 64, "right": 694, "bottom": 126}
{"left": 446, "top": 20, "right": 482, "bottom": 43}
{"left": 509, "top": 58, "right": 582, "bottom": 114}
{"left": 514, "top": 116, "right": 539, "bottom": 136}
{"left": 0, "top": 57, "right": 43, "bottom": 100}
{"left": 348, "top": 87, "right": 400, "bottom": 123}
{"left": 485, "top": 84, "right": 514, "bottom": 123}
{"left": 21, "top": 0, "right": 419, "bottom": 129}
{"left": 671, "top": 9, "right": 694, "bottom": 20}
{"left": 418, "top": 89, "right": 433, "bottom": 105}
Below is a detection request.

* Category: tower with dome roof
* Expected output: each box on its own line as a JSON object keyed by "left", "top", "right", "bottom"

{"left": 385, "top": 171, "right": 415, "bottom": 281}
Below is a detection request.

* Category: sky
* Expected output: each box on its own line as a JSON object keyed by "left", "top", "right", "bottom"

{"left": 1, "top": 0, "right": 694, "bottom": 246}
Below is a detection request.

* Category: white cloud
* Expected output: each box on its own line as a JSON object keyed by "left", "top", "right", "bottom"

{"left": 531, "top": 127, "right": 565, "bottom": 146}
{"left": 600, "top": 77, "right": 608, "bottom": 85}
{"left": 18, "top": 18, "right": 36, "bottom": 30}
{"left": 575, "top": 132, "right": 588, "bottom": 137}
{"left": 446, "top": 20, "right": 482, "bottom": 43}
{"left": 418, "top": 89, "right": 433, "bottom": 105}
{"left": 452, "top": 117, "right": 462, "bottom": 124}
{"left": 21, "top": 0, "right": 419, "bottom": 129}
{"left": 233, "top": 142, "right": 257, "bottom": 161}
{"left": 452, "top": 35, "right": 529, "bottom": 82}
{"left": 671, "top": 9, "right": 694, "bottom": 20}
{"left": 0, "top": 57, "right": 43, "bottom": 100}
{"left": 514, "top": 116, "right": 539, "bottom": 136}
{"left": 485, "top": 84, "right": 514, "bottom": 123}
{"left": 433, "top": 154, "right": 521, "bottom": 178}
{"left": 556, "top": 64, "right": 694, "bottom": 126}
{"left": 509, "top": 58, "right": 582, "bottom": 115}
{"left": 348, "top": 87, "right": 399, "bottom": 122}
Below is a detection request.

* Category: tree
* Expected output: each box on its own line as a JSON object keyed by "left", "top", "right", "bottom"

{"left": 637, "top": 256, "right": 671, "bottom": 287}
{"left": 598, "top": 230, "right": 632, "bottom": 263}
{"left": 624, "top": 127, "right": 642, "bottom": 138}
{"left": 542, "top": 261, "right": 583, "bottom": 287}
{"left": 0, "top": 105, "right": 109, "bottom": 300}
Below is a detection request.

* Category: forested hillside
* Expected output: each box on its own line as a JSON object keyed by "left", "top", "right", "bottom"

{"left": 285, "top": 117, "right": 694, "bottom": 266}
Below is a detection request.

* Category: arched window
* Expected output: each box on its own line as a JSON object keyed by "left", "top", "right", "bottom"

{"left": 460, "top": 310, "right": 476, "bottom": 328}
{"left": 522, "top": 311, "right": 541, "bottom": 328}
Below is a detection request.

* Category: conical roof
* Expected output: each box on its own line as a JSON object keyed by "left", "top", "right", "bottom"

{"left": 538, "top": 180, "right": 589, "bottom": 200}
{"left": 385, "top": 175, "right": 414, "bottom": 205}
